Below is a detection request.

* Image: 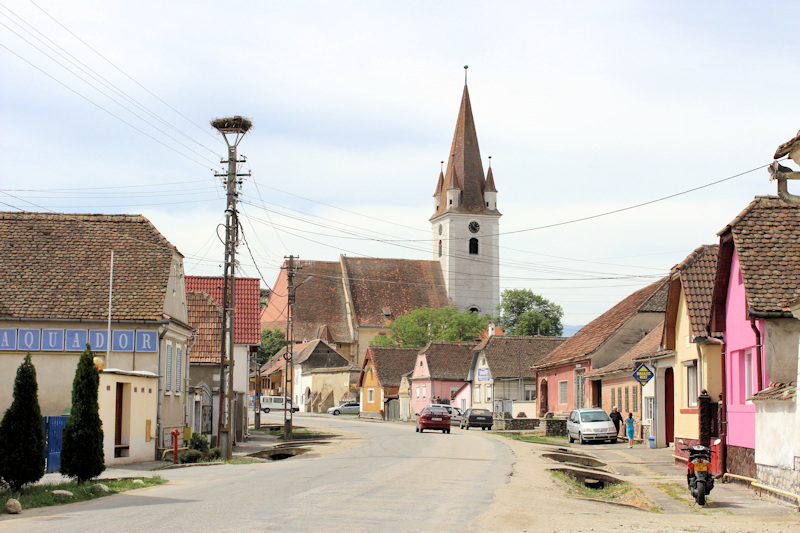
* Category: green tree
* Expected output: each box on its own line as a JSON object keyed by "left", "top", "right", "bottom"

{"left": 0, "top": 353, "right": 46, "bottom": 490}
{"left": 60, "top": 345, "right": 105, "bottom": 483}
{"left": 496, "top": 289, "right": 564, "bottom": 336}
{"left": 257, "top": 328, "right": 286, "bottom": 366}
{"left": 371, "top": 306, "right": 488, "bottom": 347}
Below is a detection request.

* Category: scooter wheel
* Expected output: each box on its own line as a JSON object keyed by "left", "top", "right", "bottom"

{"left": 696, "top": 481, "right": 706, "bottom": 505}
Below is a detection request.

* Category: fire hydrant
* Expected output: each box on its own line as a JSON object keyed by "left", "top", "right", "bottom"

{"left": 171, "top": 428, "right": 181, "bottom": 464}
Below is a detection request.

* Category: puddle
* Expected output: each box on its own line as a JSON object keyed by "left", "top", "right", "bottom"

{"left": 549, "top": 467, "right": 623, "bottom": 489}
{"left": 252, "top": 447, "right": 311, "bottom": 461}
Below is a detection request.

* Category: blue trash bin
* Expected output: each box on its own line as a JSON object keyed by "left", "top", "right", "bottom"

{"left": 648, "top": 435, "right": 656, "bottom": 449}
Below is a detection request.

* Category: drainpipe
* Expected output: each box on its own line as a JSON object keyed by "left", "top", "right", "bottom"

{"left": 719, "top": 342, "right": 727, "bottom": 477}
{"left": 156, "top": 323, "right": 169, "bottom": 458}
{"left": 749, "top": 319, "right": 763, "bottom": 392}
{"left": 184, "top": 333, "right": 198, "bottom": 429}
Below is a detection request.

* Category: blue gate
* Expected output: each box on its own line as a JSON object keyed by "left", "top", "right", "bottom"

{"left": 42, "top": 416, "right": 69, "bottom": 473}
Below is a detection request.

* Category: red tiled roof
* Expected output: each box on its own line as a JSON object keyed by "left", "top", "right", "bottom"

{"left": 475, "top": 335, "right": 567, "bottom": 379}
{"left": 431, "top": 85, "right": 499, "bottom": 219}
{"left": 716, "top": 196, "right": 800, "bottom": 314}
{"left": 535, "top": 279, "right": 668, "bottom": 368}
{"left": 665, "top": 245, "right": 719, "bottom": 344}
{"left": 0, "top": 212, "right": 179, "bottom": 321}
{"left": 751, "top": 381, "right": 796, "bottom": 402}
{"left": 342, "top": 257, "right": 450, "bottom": 327}
{"left": 363, "top": 346, "right": 420, "bottom": 388}
{"left": 420, "top": 341, "right": 477, "bottom": 380}
{"left": 587, "top": 322, "right": 663, "bottom": 378}
{"left": 185, "top": 276, "right": 260, "bottom": 345}
{"left": 186, "top": 292, "right": 223, "bottom": 364}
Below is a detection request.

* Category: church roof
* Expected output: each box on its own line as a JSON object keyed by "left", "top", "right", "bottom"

{"left": 431, "top": 84, "right": 499, "bottom": 220}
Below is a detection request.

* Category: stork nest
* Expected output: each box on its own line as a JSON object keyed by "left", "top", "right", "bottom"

{"left": 210, "top": 116, "right": 253, "bottom": 133}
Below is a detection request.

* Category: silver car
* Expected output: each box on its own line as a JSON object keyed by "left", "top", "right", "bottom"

{"left": 566, "top": 408, "right": 618, "bottom": 444}
{"left": 328, "top": 401, "right": 360, "bottom": 415}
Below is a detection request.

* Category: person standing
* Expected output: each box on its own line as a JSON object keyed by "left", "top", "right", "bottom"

{"left": 625, "top": 412, "right": 635, "bottom": 448}
{"left": 609, "top": 407, "right": 623, "bottom": 440}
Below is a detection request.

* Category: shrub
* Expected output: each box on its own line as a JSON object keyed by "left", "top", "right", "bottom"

{"left": 0, "top": 354, "right": 46, "bottom": 490}
{"left": 60, "top": 345, "right": 105, "bottom": 483}
{"left": 203, "top": 447, "right": 222, "bottom": 461}
{"left": 188, "top": 432, "right": 209, "bottom": 453}
{"left": 178, "top": 450, "right": 203, "bottom": 464}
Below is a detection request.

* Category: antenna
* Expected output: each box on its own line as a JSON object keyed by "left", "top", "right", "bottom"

{"left": 464, "top": 65, "right": 469, "bottom": 85}
{"left": 488, "top": 155, "right": 492, "bottom": 169}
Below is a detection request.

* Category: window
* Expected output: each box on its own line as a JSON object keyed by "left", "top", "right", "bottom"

{"left": 744, "top": 349, "right": 753, "bottom": 401}
{"left": 687, "top": 363, "right": 698, "bottom": 407}
{"left": 438, "top": 240, "right": 442, "bottom": 257}
{"left": 469, "top": 238, "right": 479, "bottom": 255}
{"left": 450, "top": 385, "right": 460, "bottom": 399}
{"left": 473, "top": 384, "right": 481, "bottom": 403}
{"left": 633, "top": 386, "right": 638, "bottom": 412}
{"left": 368, "top": 389, "right": 375, "bottom": 403}
{"left": 422, "top": 385, "right": 427, "bottom": 400}
{"left": 486, "top": 384, "right": 493, "bottom": 402}
{"left": 165, "top": 343, "right": 173, "bottom": 391}
{"left": 611, "top": 388, "right": 616, "bottom": 409}
{"left": 625, "top": 387, "right": 629, "bottom": 412}
{"left": 416, "top": 385, "right": 420, "bottom": 400}
{"left": 558, "top": 381, "right": 568, "bottom": 404}
{"left": 644, "top": 397, "right": 654, "bottom": 421}
{"left": 175, "top": 346, "right": 182, "bottom": 393}
{"left": 524, "top": 384, "right": 536, "bottom": 401}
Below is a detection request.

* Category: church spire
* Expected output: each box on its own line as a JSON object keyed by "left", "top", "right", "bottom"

{"left": 431, "top": 80, "right": 493, "bottom": 220}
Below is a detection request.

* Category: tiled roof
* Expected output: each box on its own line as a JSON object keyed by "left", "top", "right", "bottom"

{"left": 368, "top": 346, "right": 420, "bottom": 388}
{"left": 261, "top": 355, "right": 286, "bottom": 377}
{"left": 261, "top": 261, "right": 351, "bottom": 343}
{"left": 475, "top": 335, "right": 567, "bottom": 379}
{"left": 186, "top": 292, "right": 223, "bottom": 364}
{"left": 185, "top": 276, "right": 260, "bottom": 345}
{"left": 587, "top": 322, "right": 663, "bottom": 377}
{"left": 421, "top": 341, "right": 477, "bottom": 380}
{"left": 293, "top": 339, "right": 351, "bottom": 368}
{"left": 535, "top": 279, "right": 668, "bottom": 368}
{"left": 751, "top": 381, "right": 796, "bottom": 402}
{"left": 665, "top": 245, "right": 719, "bottom": 342}
{"left": 260, "top": 257, "right": 450, "bottom": 339}
{"left": 342, "top": 257, "right": 450, "bottom": 327}
{"left": 717, "top": 196, "right": 800, "bottom": 314}
{"left": 0, "top": 212, "right": 178, "bottom": 321}
{"left": 431, "top": 85, "right": 499, "bottom": 219}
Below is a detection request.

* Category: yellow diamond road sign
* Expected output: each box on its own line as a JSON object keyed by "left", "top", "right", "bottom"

{"left": 633, "top": 363, "right": 654, "bottom": 386}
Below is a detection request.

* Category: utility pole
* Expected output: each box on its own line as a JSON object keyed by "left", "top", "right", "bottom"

{"left": 283, "top": 256, "right": 298, "bottom": 441}
{"left": 211, "top": 116, "right": 251, "bottom": 460}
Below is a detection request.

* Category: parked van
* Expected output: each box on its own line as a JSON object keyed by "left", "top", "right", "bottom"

{"left": 260, "top": 396, "right": 299, "bottom": 413}
{"left": 427, "top": 403, "right": 464, "bottom": 425}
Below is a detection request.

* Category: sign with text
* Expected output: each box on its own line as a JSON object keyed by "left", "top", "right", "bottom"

{"left": 477, "top": 368, "right": 491, "bottom": 382}
{"left": 0, "top": 327, "right": 158, "bottom": 353}
{"left": 633, "top": 363, "right": 654, "bottom": 386}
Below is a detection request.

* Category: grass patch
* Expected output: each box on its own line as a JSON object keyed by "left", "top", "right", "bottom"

{"left": 654, "top": 482, "right": 728, "bottom": 514}
{"left": 499, "top": 433, "right": 571, "bottom": 446}
{"left": 1, "top": 476, "right": 165, "bottom": 514}
{"left": 551, "top": 470, "right": 658, "bottom": 511}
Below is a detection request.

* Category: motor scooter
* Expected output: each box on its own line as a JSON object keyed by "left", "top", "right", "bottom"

{"left": 681, "top": 443, "right": 715, "bottom": 505}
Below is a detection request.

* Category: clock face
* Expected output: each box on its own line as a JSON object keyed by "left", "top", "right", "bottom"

{"left": 438, "top": 224, "right": 443, "bottom": 235}
{"left": 469, "top": 221, "right": 480, "bottom": 233}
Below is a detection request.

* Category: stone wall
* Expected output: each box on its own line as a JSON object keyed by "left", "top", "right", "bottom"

{"left": 756, "top": 462, "right": 800, "bottom": 505}
{"left": 541, "top": 418, "right": 567, "bottom": 436}
{"left": 493, "top": 418, "right": 540, "bottom": 431}
{"left": 727, "top": 444, "right": 756, "bottom": 480}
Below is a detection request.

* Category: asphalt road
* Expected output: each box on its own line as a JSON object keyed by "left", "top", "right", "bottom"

{"left": 0, "top": 413, "right": 512, "bottom": 532}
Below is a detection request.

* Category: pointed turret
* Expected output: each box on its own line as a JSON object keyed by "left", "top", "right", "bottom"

{"left": 431, "top": 84, "right": 496, "bottom": 220}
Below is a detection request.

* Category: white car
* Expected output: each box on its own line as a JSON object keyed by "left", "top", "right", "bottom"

{"left": 566, "top": 408, "right": 618, "bottom": 444}
{"left": 328, "top": 402, "right": 360, "bottom": 415}
{"left": 427, "top": 403, "right": 464, "bottom": 425}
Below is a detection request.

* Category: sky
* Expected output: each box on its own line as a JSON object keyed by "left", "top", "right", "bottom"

{"left": 2, "top": 1, "right": 799, "bottom": 333}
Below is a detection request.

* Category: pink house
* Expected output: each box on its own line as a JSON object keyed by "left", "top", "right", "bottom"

{"left": 409, "top": 341, "right": 475, "bottom": 416}
{"left": 710, "top": 196, "right": 800, "bottom": 480}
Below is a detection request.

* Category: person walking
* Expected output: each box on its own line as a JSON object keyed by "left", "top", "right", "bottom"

{"left": 625, "top": 412, "right": 635, "bottom": 448}
{"left": 609, "top": 407, "right": 623, "bottom": 440}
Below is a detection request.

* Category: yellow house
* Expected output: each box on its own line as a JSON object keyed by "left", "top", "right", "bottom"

{"left": 357, "top": 346, "right": 419, "bottom": 419}
{"left": 663, "top": 245, "right": 722, "bottom": 450}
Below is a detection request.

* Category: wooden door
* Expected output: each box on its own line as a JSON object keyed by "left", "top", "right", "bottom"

{"left": 664, "top": 368, "right": 674, "bottom": 445}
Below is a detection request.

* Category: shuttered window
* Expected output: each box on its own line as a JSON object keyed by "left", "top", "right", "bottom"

{"left": 175, "top": 346, "right": 182, "bottom": 393}
{"left": 165, "top": 343, "right": 173, "bottom": 391}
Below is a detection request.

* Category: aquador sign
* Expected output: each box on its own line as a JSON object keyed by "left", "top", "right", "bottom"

{"left": 0, "top": 328, "right": 158, "bottom": 353}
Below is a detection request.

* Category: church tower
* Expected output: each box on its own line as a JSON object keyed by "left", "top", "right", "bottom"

{"left": 430, "top": 81, "right": 501, "bottom": 315}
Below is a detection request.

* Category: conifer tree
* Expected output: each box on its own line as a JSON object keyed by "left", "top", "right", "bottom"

{"left": 59, "top": 344, "right": 105, "bottom": 483}
{"left": 0, "top": 353, "right": 46, "bottom": 490}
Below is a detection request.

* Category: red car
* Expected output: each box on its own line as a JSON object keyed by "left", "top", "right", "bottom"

{"left": 416, "top": 406, "right": 451, "bottom": 434}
